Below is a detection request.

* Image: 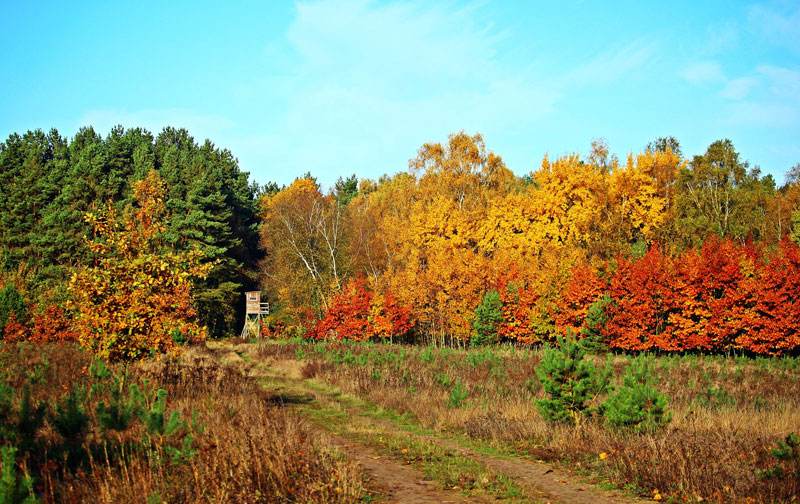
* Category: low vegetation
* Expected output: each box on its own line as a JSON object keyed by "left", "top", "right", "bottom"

{"left": 253, "top": 339, "right": 800, "bottom": 503}
{"left": 0, "top": 341, "right": 368, "bottom": 503}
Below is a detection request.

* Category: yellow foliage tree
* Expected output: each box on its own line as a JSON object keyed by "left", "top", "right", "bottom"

{"left": 260, "top": 177, "right": 350, "bottom": 323}
{"left": 529, "top": 153, "right": 605, "bottom": 252}
{"left": 68, "top": 170, "right": 212, "bottom": 360}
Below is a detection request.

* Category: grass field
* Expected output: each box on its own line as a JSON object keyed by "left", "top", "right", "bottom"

{"left": 2, "top": 339, "right": 799, "bottom": 503}
{"left": 250, "top": 339, "right": 800, "bottom": 503}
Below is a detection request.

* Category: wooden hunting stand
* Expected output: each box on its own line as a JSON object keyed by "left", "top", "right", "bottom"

{"left": 240, "top": 291, "right": 270, "bottom": 338}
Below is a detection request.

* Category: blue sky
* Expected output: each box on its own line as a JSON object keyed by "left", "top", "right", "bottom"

{"left": 1, "top": 0, "right": 798, "bottom": 189}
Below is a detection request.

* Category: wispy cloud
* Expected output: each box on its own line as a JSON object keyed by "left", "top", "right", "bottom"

{"left": 748, "top": 1, "right": 800, "bottom": 53}
{"left": 721, "top": 64, "right": 800, "bottom": 127}
{"left": 701, "top": 21, "right": 739, "bottom": 56}
{"left": 259, "top": 0, "right": 563, "bottom": 185}
{"left": 756, "top": 64, "right": 800, "bottom": 99}
{"left": 679, "top": 61, "right": 725, "bottom": 86}
{"left": 719, "top": 77, "right": 759, "bottom": 100}
{"left": 562, "top": 40, "right": 658, "bottom": 86}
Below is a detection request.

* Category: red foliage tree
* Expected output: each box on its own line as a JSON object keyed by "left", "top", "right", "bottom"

{"left": 307, "top": 277, "right": 413, "bottom": 341}
{"left": 747, "top": 237, "right": 800, "bottom": 353}
{"left": 664, "top": 238, "right": 759, "bottom": 352}
{"left": 604, "top": 246, "right": 672, "bottom": 351}
{"left": 552, "top": 260, "right": 606, "bottom": 336}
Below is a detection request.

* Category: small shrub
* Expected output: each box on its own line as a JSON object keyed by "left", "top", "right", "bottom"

{"left": 603, "top": 355, "right": 670, "bottom": 433}
{"left": 0, "top": 446, "right": 36, "bottom": 504}
{"left": 758, "top": 432, "right": 800, "bottom": 485}
{"left": 0, "top": 285, "right": 25, "bottom": 339}
{"left": 169, "top": 328, "right": 188, "bottom": 346}
{"left": 471, "top": 290, "right": 503, "bottom": 346}
{"left": 535, "top": 333, "right": 611, "bottom": 425}
{"left": 448, "top": 382, "right": 469, "bottom": 408}
{"left": 52, "top": 387, "right": 89, "bottom": 439}
{"left": 420, "top": 346, "right": 435, "bottom": 363}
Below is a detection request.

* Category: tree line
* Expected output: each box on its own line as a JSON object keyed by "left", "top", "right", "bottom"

{"left": 2, "top": 126, "right": 799, "bottom": 353}
{"left": 260, "top": 132, "right": 800, "bottom": 353}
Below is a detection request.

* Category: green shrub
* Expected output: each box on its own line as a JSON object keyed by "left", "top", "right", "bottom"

{"left": 447, "top": 382, "right": 469, "bottom": 408}
{"left": 579, "top": 293, "right": 611, "bottom": 354}
{"left": 0, "top": 446, "right": 37, "bottom": 504}
{"left": 0, "top": 285, "right": 25, "bottom": 339}
{"left": 758, "top": 432, "right": 800, "bottom": 484}
{"left": 471, "top": 290, "right": 503, "bottom": 346}
{"left": 535, "top": 333, "right": 611, "bottom": 426}
{"left": 52, "top": 387, "right": 89, "bottom": 439}
{"left": 602, "top": 355, "right": 671, "bottom": 433}
{"left": 11, "top": 387, "right": 46, "bottom": 455}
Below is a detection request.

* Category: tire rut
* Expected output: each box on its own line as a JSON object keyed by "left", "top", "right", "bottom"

{"left": 207, "top": 342, "right": 488, "bottom": 503}
{"left": 210, "top": 342, "right": 644, "bottom": 504}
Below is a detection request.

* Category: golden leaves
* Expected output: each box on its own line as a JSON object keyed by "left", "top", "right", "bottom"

{"left": 68, "top": 170, "right": 211, "bottom": 360}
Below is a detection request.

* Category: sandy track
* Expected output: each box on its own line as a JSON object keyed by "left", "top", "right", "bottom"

{"left": 209, "top": 341, "right": 644, "bottom": 504}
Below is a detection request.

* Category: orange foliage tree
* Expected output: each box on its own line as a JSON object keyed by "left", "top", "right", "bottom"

{"left": 3, "top": 304, "right": 78, "bottom": 344}
{"left": 663, "top": 237, "right": 759, "bottom": 352}
{"left": 307, "top": 276, "right": 412, "bottom": 341}
{"left": 561, "top": 237, "right": 800, "bottom": 354}
{"left": 67, "top": 170, "right": 212, "bottom": 360}
{"left": 553, "top": 258, "right": 607, "bottom": 337}
{"left": 604, "top": 246, "right": 673, "bottom": 351}
{"left": 742, "top": 237, "right": 800, "bottom": 353}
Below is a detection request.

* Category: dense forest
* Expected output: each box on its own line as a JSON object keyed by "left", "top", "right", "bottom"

{"left": 259, "top": 132, "right": 800, "bottom": 354}
{"left": 2, "top": 127, "right": 800, "bottom": 354}
{"left": 0, "top": 126, "right": 261, "bottom": 340}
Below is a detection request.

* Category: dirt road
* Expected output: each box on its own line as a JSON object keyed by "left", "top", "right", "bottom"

{"left": 207, "top": 341, "right": 643, "bottom": 504}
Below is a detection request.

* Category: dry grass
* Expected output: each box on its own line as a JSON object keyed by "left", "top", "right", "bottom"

{"left": 0, "top": 342, "right": 369, "bottom": 503}
{"left": 253, "top": 340, "right": 800, "bottom": 503}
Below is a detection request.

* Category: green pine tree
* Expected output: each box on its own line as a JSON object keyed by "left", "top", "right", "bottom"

{"left": 471, "top": 289, "right": 503, "bottom": 346}
{"left": 535, "top": 332, "right": 611, "bottom": 426}
{"left": 579, "top": 293, "right": 611, "bottom": 354}
{"left": 602, "top": 354, "right": 671, "bottom": 433}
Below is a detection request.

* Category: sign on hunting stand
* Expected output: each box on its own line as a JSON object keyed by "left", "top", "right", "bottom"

{"left": 246, "top": 291, "right": 261, "bottom": 314}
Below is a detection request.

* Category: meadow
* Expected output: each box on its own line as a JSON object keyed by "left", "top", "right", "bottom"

{"left": 2, "top": 337, "right": 799, "bottom": 503}
{"left": 250, "top": 338, "right": 800, "bottom": 503}
{"left": 0, "top": 341, "right": 368, "bottom": 503}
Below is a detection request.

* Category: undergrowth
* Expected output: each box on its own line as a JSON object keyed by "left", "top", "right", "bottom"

{"left": 0, "top": 341, "right": 369, "bottom": 503}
